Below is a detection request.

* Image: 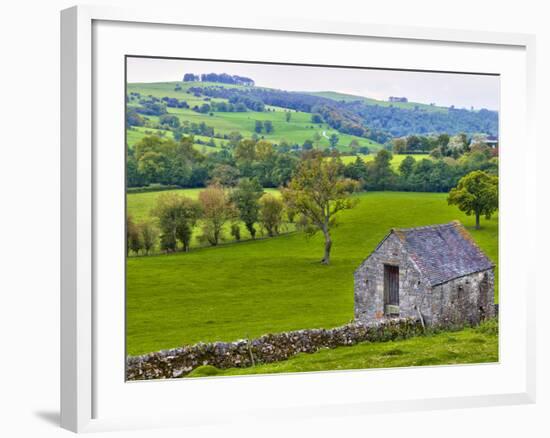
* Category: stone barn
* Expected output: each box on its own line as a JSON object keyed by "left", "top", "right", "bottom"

{"left": 354, "top": 221, "right": 495, "bottom": 326}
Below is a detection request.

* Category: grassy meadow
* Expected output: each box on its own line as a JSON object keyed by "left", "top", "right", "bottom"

{"left": 188, "top": 320, "right": 498, "bottom": 377}
{"left": 309, "top": 91, "right": 448, "bottom": 113}
{"left": 126, "top": 81, "right": 383, "bottom": 152}
{"left": 125, "top": 77, "right": 498, "bottom": 375}
{"left": 126, "top": 191, "right": 498, "bottom": 357}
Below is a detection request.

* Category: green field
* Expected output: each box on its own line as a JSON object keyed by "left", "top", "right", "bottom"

{"left": 126, "top": 81, "right": 383, "bottom": 151}
{"left": 127, "top": 191, "right": 498, "bottom": 356}
{"left": 309, "top": 91, "right": 448, "bottom": 113}
{"left": 338, "top": 153, "right": 431, "bottom": 169}
{"left": 188, "top": 320, "right": 498, "bottom": 377}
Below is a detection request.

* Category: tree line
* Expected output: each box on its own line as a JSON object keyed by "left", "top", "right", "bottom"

{"left": 127, "top": 152, "right": 359, "bottom": 265}
{"left": 126, "top": 181, "right": 288, "bottom": 256}
{"left": 128, "top": 133, "right": 497, "bottom": 194}
{"left": 128, "top": 148, "right": 498, "bottom": 263}
{"left": 182, "top": 72, "right": 255, "bottom": 86}
{"left": 343, "top": 146, "right": 497, "bottom": 193}
{"left": 181, "top": 84, "right": 498, "bottom": 139}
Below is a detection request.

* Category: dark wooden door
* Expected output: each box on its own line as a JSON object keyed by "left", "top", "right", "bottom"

{"left": 384, "top": 265, "right": 399, "bottom": 306}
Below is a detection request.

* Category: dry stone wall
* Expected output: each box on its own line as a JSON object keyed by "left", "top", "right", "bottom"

{"left": 127, "top": 318, "right": 423, "bottom": 380}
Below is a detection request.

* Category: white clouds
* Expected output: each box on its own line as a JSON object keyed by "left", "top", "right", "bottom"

{"left": 127, "top": 57, "right": 499, "bottom": 111}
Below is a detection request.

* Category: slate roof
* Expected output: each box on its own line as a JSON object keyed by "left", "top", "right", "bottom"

{"left": 391, "top": 221, "right": 494, "bottom": 286}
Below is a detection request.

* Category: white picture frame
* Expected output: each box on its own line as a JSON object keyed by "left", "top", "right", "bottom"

{"left": 61, "top": 4, "right": 537, "bottom": 433}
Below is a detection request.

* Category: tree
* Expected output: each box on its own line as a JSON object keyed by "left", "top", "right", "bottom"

{"left": 129, "top": 222, "right": 143, "bottom": 255}
{"left": 254, "top": 120, "right": 263, "bottom": 133}
{"left": 183, "top": 73, "right": 198, "bottom": 82}
{"left": 329, "top": 134, "right": 339, "bottom": 149}
{"left": 392, "top": 137, "right": 407, "bottom": 154}
{"left": 259, "top": 194, "right": 284, "bottom": 237}
{"left": 282, "top": 154, "right": 358, "bottom": 264}
{"left": 406, "top": 135, "right": 423, "bottom": 152}
{"left": 198, "top": 103, "right": 211, "bottom": 114}
{"left": 133, "top": 135, "right": 197, "bottom": 187}
{"left": 152, "top": 193, "right": 201, "bottom": 252}
{"left": 255, "top": 140, "right": 275, "bottom": 162}
{"left": 126, "top": 215, "right": 138, "bottom": 256}
{"left": 437, "top": 133, "right": 450, "bottom": 155}
{"left": 210, "top": 164, "right": 240, "bottom": 187}
{"left": 159, "top": 114, "right": 181, "bottom": 129}
{"left": 311, "top": 114, "right": 323, "bottom": 124}
{"left": 302, "top": 139, "right": 314, "bottom": 150}
{"left": 366, "top": 149, "right": 396, "bottom": 190}
{"left": 447, "top": 170, "right": 498, "bottom": 229}
{"left": 140, "top": 221, "right": 158, "bottom": 255}
{"left": 198, "top": 185, "right": 237, "bottom": 246}
{"left": 285, "top": 111, "right": 292, "bottom": 122}
{"left": 263, "top": 120, "right": 273, "bottom": 133}
{"left": 230, "top": 178, "right": 264, "bottom": 239}
{"left": 235, "top": 139, "right": 256, "bottom": 162}
{"left": 227, "top": 131, "right": 243, "bottom": 148}
{"left": 399, "top": 155, "right": 416, "bottom": 178}
{"left": 343, "top": 156, "right": 368, "bottom": 183}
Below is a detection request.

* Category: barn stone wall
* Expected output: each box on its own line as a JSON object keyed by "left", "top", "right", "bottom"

{"left": 354, "top": 233, "right": 432, "bottom": 323}
{"left": 354, "top": 233, "right": 495, "bottom": 326}
{"left": 430, "top": 269, "right": 495, "bottom": 326}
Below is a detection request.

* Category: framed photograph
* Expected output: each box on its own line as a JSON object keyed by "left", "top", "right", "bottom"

{"left": 61, "top": 5, "right": 536, "bottom": 433}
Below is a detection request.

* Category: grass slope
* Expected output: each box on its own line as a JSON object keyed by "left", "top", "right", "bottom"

{"left": 309, "top": 91, "right": 448, "bottom": 113}
{"left": 188, "top": 321, "right": 498, "bottom": 377}
{"left": 126, "top": 82, "right": 383, "bottom": 151}
{"left": 127, "top": 191, "right": 498, "bottom": 356}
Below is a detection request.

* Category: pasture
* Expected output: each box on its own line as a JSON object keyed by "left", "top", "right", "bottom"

{"left": 126, "top": 191, "right": 498, "bottom": 356}
{"left": 126, "top": 81, "right": 383, "bottom": 151}
{"left": 309, "top": 91, "right": 448, "bottom": 113}
{"left": 188, "top": 319, "right": 498, "bottom": 377}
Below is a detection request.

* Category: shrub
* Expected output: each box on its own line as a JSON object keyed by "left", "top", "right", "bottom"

{"left": 475, "top": 318, "right": 499, "bottom": 336}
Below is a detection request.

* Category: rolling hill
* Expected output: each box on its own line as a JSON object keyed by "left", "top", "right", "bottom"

{"left": 126, "top": 77, "right": 498, "bottom": 153}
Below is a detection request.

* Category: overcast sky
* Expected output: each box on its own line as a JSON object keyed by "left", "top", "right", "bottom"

{"left": 127, "top": 57, "right": 499, "bottom": 111}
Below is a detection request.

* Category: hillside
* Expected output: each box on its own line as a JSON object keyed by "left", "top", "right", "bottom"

{"left": 308, "top": 91, "right": 448, "bottom": 113}
{"left": 126, "top": 78, "right": 498, "bottom": 153}
{"left": 126, "top": 81, "right": 382, "bottom": 153}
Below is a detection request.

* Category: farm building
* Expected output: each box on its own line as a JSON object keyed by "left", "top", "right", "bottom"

{"left": 354, "top": 221, "right": 495, "bottom": 326}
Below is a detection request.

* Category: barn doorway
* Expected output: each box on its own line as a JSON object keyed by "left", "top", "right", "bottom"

{"left": 384, "top": 264, "right": 400, "bottom": 316}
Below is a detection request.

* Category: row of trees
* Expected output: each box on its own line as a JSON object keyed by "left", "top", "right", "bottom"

{"left": 182, "top": 84, "right": 498, "bottom": 140}
{"left": 183, "top": 72, "right": 255, "bottom": 85}
{"left": 128, "top": 132, "right": 497, "bottom": 194}
{"left": 128, "top": 136, "right": 301, "bottom": 189}
{"left": 128, "top": 153, "right": 360, "bottom": 265}
{"left": 391, "top": 132, "right": 494, "bottom": 159}
{"left": 126, "top": 182, "right": 288, "bottom": 256}
{"left": 342, "top": 147, "right": 497, "bottom": 193}
{"left": 128, "top": 149, "right": 498, "bottom": 263}
{"left": 254, "top": 120, "right": 274, "bottom": 134}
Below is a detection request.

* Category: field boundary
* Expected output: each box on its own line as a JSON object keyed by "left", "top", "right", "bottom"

{"left": 126, "top": 318, "right": 424, "bottom": 380}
